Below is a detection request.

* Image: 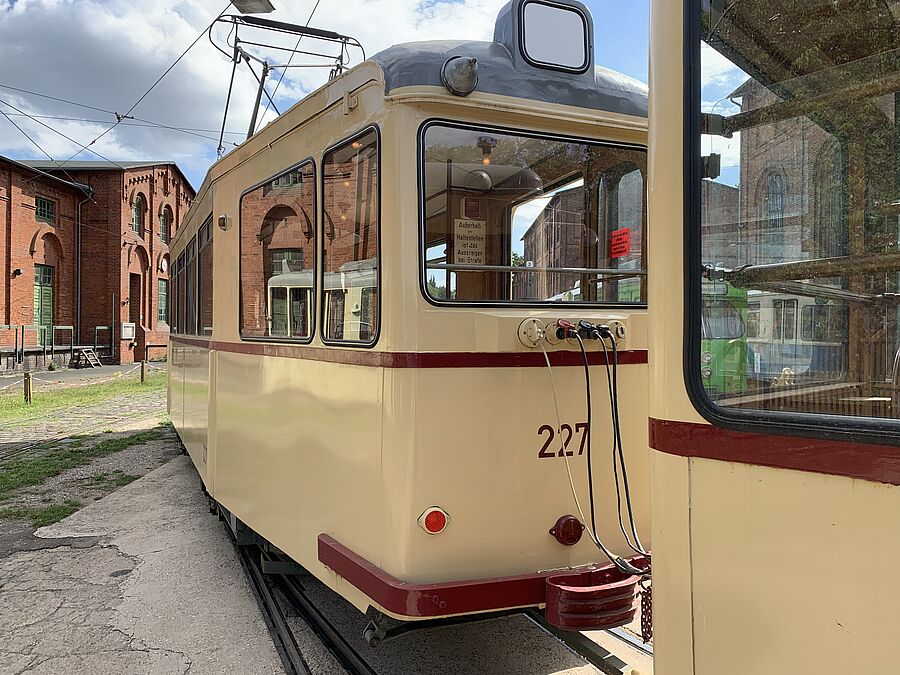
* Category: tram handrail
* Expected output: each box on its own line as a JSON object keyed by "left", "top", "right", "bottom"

{"left": 426, "top": 263, "right": 647, "bottom": 276}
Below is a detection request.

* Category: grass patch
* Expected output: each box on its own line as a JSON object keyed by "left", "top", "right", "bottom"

{"left": 0, "top": 424, "right": 169, "bottom": 501}
{"left": 0, "top": 500, "right": 82, "bottom": 527}
{"left": 0, "top": 370, "right": 166, "bottom": 426}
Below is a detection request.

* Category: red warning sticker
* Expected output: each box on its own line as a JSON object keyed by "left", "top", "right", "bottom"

{"left": 610, "top": 227, "right": 631, "bottom": 258}
{"left": 463, "top": 197, "right": 481, "bottom": 219}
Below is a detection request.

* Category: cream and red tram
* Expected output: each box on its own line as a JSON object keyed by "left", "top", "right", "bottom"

{"left": 169, "top": 0, "right": 653, "bottom": 634}
{"left": 650, "top": 0, "right": 900, "bottom": 672}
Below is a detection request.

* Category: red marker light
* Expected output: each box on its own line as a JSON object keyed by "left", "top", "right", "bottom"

{"left": 418, "top": 507, "right": 449, "bottom": 534}
{"left": 549, "top": 515, "right": 584, "bottom": 546}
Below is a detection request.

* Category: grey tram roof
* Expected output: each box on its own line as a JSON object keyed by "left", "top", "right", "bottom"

{"left": 371, "top": 0, "right": 647, "bottom": 118}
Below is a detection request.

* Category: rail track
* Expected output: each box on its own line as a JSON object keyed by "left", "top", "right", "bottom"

{"left": 224, "top": 505, "right": 652, "bottom": 675}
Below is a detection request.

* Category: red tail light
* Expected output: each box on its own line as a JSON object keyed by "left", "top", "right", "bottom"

{"left": 418, "top": 507, "right": 449, "bottom": 534}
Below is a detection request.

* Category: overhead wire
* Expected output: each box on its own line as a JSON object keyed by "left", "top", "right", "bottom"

{"left": 0, "top": 82, "right": 245, "bottom": 139}
{"left": 54, "top": 0, "right": 233, "bottom": 169}
{"left": 257, "top": 0, "right": 323, "bottom": 129}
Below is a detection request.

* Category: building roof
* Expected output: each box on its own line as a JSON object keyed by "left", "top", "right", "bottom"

{"left": 0, "top": 155, "right": 92, "bottom": 194}
{"left": 17, "top": 160, "right": 195, "bottom": 194}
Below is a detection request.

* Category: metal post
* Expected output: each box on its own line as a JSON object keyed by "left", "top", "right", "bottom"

{"left": 246, "top": 61, "right": 270, "bottom": 139}
{"left": 141, "top": 360, "right": 146, "bottom": 383}
{"left": 23, "top": 372, "right": 32, "bottom": 404}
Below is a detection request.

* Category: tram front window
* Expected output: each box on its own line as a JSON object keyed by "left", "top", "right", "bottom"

{"left": 421, "top": 123, "right": 647, "bottom": 305}
{"left": 694, "top": 2, "right": 900, "bottom": 419}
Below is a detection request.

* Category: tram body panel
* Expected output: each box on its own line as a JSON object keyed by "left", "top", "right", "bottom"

{"left": 213, "top": 351, "right": 386, "bottom": 600}
{"left": 649, "top": 0, "right": 900, "bottom": 672}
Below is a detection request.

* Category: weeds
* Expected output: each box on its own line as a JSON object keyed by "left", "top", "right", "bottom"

{"left": 0, "top": 424, "right": 169, "bottom": 501}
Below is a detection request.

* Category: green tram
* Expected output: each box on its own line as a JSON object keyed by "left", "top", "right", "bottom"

{"left": 700, "top": 281, "right": 748, "bottom": 397}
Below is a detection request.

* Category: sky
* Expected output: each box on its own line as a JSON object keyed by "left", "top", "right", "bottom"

{"left": 0, "top": 0, "right": 651, "bottom": 190}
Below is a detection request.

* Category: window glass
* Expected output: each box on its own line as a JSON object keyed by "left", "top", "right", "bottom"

{"left": 160, "top": 208, "right": 171, "bottom": 244}
{"left": 158, "top": 279, "right": 168, "bottom": 325}
{"left": 185, "top": 237, "right": 196, "bottom": 335}
{"left": 198, "top": 219, "right": 213, "bottom": 336}
{"left": 522, "top": 1, "right": 588, "bottom": 71}
{"left": 176, "top": 252, "right": 186, "bottom": 333}
{"left": 696, "top": 3, "right": 900, "bottom": 419}
{"left": 240, "top": 162, "right": 315, "bottom": 341}
{"left": 132, "top": 195, "right": 144, "bottom": 236}
{"left": 422, "top": 124, "right": 646, "bottom": 305}
{"left": 35, "top": 197, "right": 55, "bottom": 224}
{"left": 323, "top": 129, "right": 379, "bottom": 344}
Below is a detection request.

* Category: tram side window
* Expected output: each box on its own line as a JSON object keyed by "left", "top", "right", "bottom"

{"left": 421, "top": 123, "right": 646, "bottom": 304}
{"left": 176, "top": 251, "right": 187, "bottom": 334}
{"left": 185, "top": 237, "right": 197, "bottom": 335}
{"left": 322, "top": 128, "right": 379, "bottom": 344}
{"left": 239, "top": 161, "right": 316, "bottom": 341}
{"left": 198, "top": 218, "right": 214, "bottom": 336}
{"left": 695, "top": 3, "right": 900, "bottom": 421}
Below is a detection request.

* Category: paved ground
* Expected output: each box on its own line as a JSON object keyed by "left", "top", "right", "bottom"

{"left": 0, "top": 456, "right": 282, "bottom": 675}
{"left": 0, "top": 389, "right": 166, "bottom": 461}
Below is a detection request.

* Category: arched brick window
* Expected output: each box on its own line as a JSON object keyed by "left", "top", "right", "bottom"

{"left": 160, "top": 205, "right": 172, "bottom": 243}
{"left": 132, "top": 194, "right": 145, "bottom": 237}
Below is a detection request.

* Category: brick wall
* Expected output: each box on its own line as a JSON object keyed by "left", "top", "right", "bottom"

{"left": 0, "top": 161, "right": 80, "bottom": 349}
{"left": 0, "top": 160, "right": 193, "bottom": 367}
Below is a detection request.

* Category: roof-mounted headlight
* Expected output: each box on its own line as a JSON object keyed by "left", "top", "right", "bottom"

{"left": 441, "top": 56, "right": 478, "bottom": 96}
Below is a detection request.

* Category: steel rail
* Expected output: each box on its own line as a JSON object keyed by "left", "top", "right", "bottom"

{"left": 236, "top": 540, "right": 377, "bottom": 675}
{"left": 238, "top": 546, "right": 312, "bottom": 675}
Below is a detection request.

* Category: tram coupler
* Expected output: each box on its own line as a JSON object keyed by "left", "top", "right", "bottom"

{"left": 363, "top": 608, "right": 388, "bottom": 647}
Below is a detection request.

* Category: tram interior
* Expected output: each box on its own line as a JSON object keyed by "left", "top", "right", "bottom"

{"left": 421, "top": 125, "right": 647, "bottom": 305}
{"left": 699, "top": 0, "right": 900, "bottom": 419}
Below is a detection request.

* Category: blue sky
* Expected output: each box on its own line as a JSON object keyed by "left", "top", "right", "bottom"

{"left": 584, "top": 0, "right": 649, "bottom": 82}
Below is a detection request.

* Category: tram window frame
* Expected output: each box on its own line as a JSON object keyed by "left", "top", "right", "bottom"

{"left": 684, "top": 0, "right": 900, "bottom": 444}
{"left": 197, "top": 216, "right": 214, "bottom": 337}
{"left": 417, "top": 119, "right": 648, "bottom": 309}
{"left": 320, "top": 126, "right": 381, "bottom": 348}
{"left": 238, "top": 158, "right": 317, "bottom": 345}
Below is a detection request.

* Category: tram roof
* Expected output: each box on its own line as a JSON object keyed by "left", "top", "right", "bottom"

{"left": 371, "top": 41, "right": 647, "bottom": 118}
{"left": 371, "top": 0, "right": 646, "bottom": 118}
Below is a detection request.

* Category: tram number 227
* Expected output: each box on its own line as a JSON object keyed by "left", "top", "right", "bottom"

{"left": 537, "top": 423, "right": 589, "bottom": 459}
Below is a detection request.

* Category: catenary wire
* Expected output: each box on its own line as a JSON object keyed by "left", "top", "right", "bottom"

{"left": 0, "top": 82, "right": 245, "bottom": 138}
{"left": 55, "top": 1, "right": 233, "bottom": 169}
{"left": 257, "top": 0, "right": 323, "bottom": 129}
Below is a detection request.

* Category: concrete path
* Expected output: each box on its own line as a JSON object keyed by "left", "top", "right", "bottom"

{"left": 0, "top": 456, "right": 282, "bottom": 675}
{"left": 0, "top": 364, "right": 163, "bottom": 388}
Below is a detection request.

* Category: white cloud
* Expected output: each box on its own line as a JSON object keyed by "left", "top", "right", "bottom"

{"left": 701, "top": 42, "right": 746, "bottom": 91}
{"left": 0, "top": 0, "right": 509, "bottom": 187}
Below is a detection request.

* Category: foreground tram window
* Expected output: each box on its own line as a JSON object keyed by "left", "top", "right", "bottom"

{"left": 421, "top": 123, "right": 646, "bottom": 305}
{"left": 694, "top": 1, "right": 900, "bottom": 421}
{"left": 240, "top": 161, "right": 315, "bottom": 341}
{"left": 322, "top": 128, "right": 379, "bottom": 344}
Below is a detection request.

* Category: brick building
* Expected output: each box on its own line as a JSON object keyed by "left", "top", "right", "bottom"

{"left": 0, "top": 157, "right": 193, "bottom": 371}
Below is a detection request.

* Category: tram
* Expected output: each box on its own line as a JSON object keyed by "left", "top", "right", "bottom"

{"left": 700, "top": 281, "right": 748, "bottom": 396}
{"left": 169, "top": 0, "right": 653, "bottom": 636}
{"left": 650, "top": 0, "right": 900, "bottom": 673}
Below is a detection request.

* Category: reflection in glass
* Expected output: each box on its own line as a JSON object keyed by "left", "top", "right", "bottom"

{"left": 322, "top": 129, "right": 379, "bottom": 344}
{"left": 240, "top": 162, "right": 315, "bottom": 340}
{"left": 422, "top": 124, "right": 646, "bottom": 304}
{"left": 697, "top": 2, "right": 900, "bottom": 420}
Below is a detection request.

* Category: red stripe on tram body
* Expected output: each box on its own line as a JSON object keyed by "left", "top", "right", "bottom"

{"left": 649, "top": 417, "right": 900, "bottom": 486}
{"left": 169, "top": 335, "right": 648, "bottom": 369}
